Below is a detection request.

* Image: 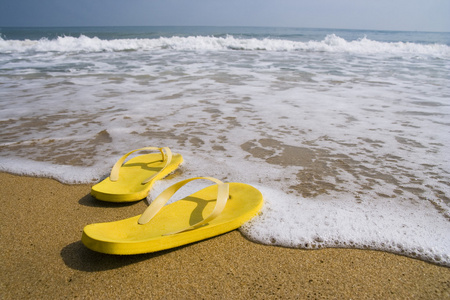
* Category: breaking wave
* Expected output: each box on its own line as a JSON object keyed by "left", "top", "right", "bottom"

{"left": 1, "top": 34, "right": 449, "bottom": 57}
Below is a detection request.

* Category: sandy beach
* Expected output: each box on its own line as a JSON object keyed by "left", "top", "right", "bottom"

{"left": 0, "top": 171, "right": 449, "bottom": 299}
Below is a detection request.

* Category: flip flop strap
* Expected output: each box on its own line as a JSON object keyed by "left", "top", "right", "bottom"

{"left": 109, "top": 147, "right": 172, "bottom": 184}
{"left": 137, "top": 177, "right": 230, "bottom": 235}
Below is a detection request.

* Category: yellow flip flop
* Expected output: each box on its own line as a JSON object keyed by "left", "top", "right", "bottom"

{"left": 82, "top": 177, "right": 263, "bottom": 254}
{"left": 91, "top": 147, "right": 183, "bottom": 202}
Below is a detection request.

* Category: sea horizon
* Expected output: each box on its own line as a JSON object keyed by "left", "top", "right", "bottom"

{"left": 2, "top": 24, "right": 450, "bottom": 33}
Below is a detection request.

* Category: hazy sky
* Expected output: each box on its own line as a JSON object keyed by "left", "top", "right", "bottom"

{"left": 1, "top": 0, "right": 449, "bottom": 32}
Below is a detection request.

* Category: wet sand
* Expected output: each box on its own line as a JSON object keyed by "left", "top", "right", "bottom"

{"left": 1, "top": 171, "right": 449, "bottom": 299}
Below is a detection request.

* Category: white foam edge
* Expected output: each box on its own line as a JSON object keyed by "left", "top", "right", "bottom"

{"left": 239, "top": 185, "right": 450, "bottom": 266}
{"left": 0, "top": 157, "right": 104, "bottom": 184}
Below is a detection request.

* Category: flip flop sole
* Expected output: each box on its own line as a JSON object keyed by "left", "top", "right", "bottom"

{"left": 91, "top": 153, "right": 183, "bottom": 202}
{"left": 82, "top": 182, "right": 263, "bottom": 254}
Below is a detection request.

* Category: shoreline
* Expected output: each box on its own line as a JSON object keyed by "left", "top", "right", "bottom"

{"left": 1, "top": 171, "right": 449, "bottom": 299}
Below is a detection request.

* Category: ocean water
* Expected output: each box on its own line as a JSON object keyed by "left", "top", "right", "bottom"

{"left": 1, "top": 26, "right": 449, "bottom": 266}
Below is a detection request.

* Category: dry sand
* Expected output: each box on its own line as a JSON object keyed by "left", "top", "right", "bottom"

{"left": 1, "top": 172, "right": 449, "bottom": 299}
